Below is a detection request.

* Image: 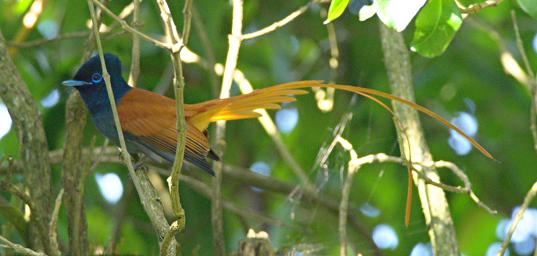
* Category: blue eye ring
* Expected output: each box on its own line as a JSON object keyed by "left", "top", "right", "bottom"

{"left": 91, "top": 73, "right": 103, "bottom": 84}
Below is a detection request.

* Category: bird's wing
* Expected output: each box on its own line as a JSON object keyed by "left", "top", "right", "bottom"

{"left": 117, "top": 88, "right": 214, "bottom": 174}
{"left": 186, "top": 80, "right": 317, "bottom": 131}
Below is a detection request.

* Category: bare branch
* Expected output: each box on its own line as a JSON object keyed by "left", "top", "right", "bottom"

{"left": 457, "top": 0, "right": 503, "bottom": 14}
{"left": 49, "top": 189, "right": 64, "bottom": 256}
{"left": 511, "top": 11, "right": 537, "bottom": 154}
{"left": 240, "top": 1, "right": 316, "bottom": 40}
{"left": 335, "top": 135, "right": 359, "bottom": 256}
{"left": 90, "top": 0, "right": 171, "bottom": 50}
{"left": 498, "top": 181, "right": 537, "bottom": 255}
{"left": 154, "top": 0, "right": 192, "bottom": 253}
{"left": 379, "top": 24, "right": 459, "bottom": 255}
{"left": 211, "top": 1, "right": 244, "bottom": 254}
{"left": 128, "top": 0, "right": 142, "bottom": 87}
{"left": 0, "top": 235, "right": 46, "bottom": 256}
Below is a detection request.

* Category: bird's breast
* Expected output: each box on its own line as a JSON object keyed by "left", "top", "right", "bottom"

{"left": 91, "top": 110, "right": 120, "bottom": 144}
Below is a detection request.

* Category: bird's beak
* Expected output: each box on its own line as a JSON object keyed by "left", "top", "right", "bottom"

{"left": 62, "top": 80, "right": 91, "bottom": 87}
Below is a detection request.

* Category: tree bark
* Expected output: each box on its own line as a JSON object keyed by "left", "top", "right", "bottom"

{"left": 0, "top": 30, "right": 53, "bottom": 255}
{"left": 379, "top": 24, "right": 459, "bottom": 255}
{"left": 61, "top": 93, "right": 89, "bottom": 256}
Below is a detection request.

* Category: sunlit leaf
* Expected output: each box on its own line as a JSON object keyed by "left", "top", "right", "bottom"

{"left": 14, "top": 0, "right": 33, "bottom": 15}
{"left": 359, "top": 4, "right": 377, "bottom": 21}
{"left": 410, "top": 0, "right": 462, "bottom": 57}
{"left": 376, "top": 0, "right": 427, "bottom": 32}
{"left": 518, "top": 0, "right": 537, "bottom": 19}
{"left": 324, "top": 0, "right": 350, "bottom": 24}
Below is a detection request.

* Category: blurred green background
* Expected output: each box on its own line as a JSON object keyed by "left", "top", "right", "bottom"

{"left": 0, "top": 0, "right": 536, "bottom": 255}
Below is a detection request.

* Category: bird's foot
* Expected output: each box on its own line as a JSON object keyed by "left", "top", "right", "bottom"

{"left": 132, "top": 154, "right": 147, "bottom": 170}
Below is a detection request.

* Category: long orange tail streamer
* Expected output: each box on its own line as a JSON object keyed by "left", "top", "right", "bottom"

{"left": 189, "top": 80, "right": 493, "bottom": 160}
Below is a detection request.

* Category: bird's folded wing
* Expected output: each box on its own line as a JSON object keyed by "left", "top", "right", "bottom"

{"left": 117, "top": 88, "right": 213, "bottom": 173}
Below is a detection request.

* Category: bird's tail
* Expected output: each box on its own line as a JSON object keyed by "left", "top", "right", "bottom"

{"left": 188, "top": 80, "right": 493, "bottom": 160}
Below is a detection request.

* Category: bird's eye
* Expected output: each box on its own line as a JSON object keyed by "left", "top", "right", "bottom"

{"left": 91, "top": 73, "right": 103, "bottom": 84}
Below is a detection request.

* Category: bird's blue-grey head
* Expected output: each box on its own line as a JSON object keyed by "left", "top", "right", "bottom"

{"left": 63, "top": 53, "right": 131, "bottom": 115}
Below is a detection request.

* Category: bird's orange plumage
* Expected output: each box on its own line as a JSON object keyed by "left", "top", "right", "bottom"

{"left": 117, "top": 88, "right": 212, "bottom": 169}
{"left": 116, "top": 81, "right": 317, "bottom": 170}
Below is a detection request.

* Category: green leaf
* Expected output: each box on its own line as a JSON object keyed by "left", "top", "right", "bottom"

{"left": 376, "top": 0, "right": 427, "bottom": 32}
{"left": 324, "top": 0, "right": 351, "bottom": 24}
{"left": 410, "top": 0, "right": 462, "bottom": 58}
{"left": 518, "top": 0, "right": 537, "bottom": 19}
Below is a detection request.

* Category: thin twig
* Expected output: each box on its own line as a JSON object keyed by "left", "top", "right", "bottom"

{"left": 90, "top": 0, "right": 171, "bottom": 50}
{"left": 128, "top": 0, "right": 142, "bottom": 87}
{"left": 212, "top": 1, "right": 244, "bottom": 254}
{"left": 88, "top": 1, "right": 177, "bottom": 254}
{"left": 336, "top": 135, "right": 359, "bottom": 256}
{"left": 511, "top": 11, "right": 535, "bottom": 79}
{"left": 154, "top": 0, "right": 192, "bottom": 254}
{"left": 240, "top": 0, "right": 317, "bottom": 40}
{"left": 457, "top": 0, "right": 503, "bottom": 14}
{"left": 0, "top": 180, "right": 34, "bottom": 210}
{"left": 511, "top": 11, "right": 537, "bottom": 154}
{"left": 498, "top": 181, "right": 537, "bottom": 255}
{"left": 0, "top": 235, "right": 46, "bottom": 256}
{"left": 181, "top": 0, "right": 193, "bottom": 45}
{"left": 8, "top": 31, "right": 89, "bottom": 48}
{"left": 49, "top": 189, "right": 64, "bottom": 256}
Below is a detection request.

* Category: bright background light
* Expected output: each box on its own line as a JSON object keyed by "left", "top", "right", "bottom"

{"left": 448, "top": 112, "right": 478, "bottom": 155}
{"left": 40, "top": 89, "right": 60, "bottom": 108}
{"left": 0, "top": 103, "right": 12, "bottom": 140}
{"left": 95, "top": 173, "right": 124, "bottom": 204}
{"left": 372, "top": 223, "right": 398, "bottom": 250}
{"left": 275, "top": 107, "right": 298, "bottom": 134}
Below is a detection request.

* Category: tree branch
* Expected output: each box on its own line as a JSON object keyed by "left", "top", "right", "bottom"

{"left": 0, "top": 235, "right": 46, "bottom": 256}
{"left": 211, "top": 1, "right": 244, "bottom": 254}
{"left": 0, "top": 29, "right": 53, "bottom": 255}
{"left": 379, "top": 24, "right": 459, "bottom": 255}
{"left": 498, "top": 181, "right": 537, "bottom": 255}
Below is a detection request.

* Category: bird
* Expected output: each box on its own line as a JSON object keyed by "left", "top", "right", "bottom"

{"left": 63, "top": 53, "right": 493, "bottom": 175}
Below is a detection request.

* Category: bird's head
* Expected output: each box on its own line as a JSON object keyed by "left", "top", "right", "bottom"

{"left": 63, "top": 53, "right": 131, "bottom": 113}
